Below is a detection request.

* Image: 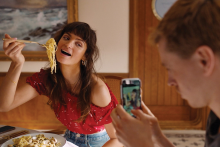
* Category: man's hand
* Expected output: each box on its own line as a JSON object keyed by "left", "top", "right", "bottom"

{"left": 111, "top": 101, "right": 175, "bottom": 147}
{"left": 110, "top": 102, "right": 154, "bottom": 147}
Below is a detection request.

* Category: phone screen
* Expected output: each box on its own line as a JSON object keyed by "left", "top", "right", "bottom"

{"left": 121, "top": 78, "right": 141, "bottom": 117}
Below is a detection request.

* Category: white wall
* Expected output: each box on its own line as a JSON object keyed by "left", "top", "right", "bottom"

{"left": 78, "top": 0, "right": 129, "bottom": 73}
{"left": 0, "top": 0, "right": 129, "bottom": 73}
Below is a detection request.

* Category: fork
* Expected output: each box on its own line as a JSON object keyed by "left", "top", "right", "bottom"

{"left": 2, "top": 38, "right": 44, "bottom": 47}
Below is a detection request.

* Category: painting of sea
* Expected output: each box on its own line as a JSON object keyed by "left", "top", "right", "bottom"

{"left": 0, "top": 0, "right": 67, "bottom": 51}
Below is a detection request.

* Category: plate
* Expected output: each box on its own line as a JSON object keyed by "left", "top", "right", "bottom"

{"left": 1, "top": 133, "right": 66, "bottom": 147}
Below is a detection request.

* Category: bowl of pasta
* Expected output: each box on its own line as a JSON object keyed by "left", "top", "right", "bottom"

{"left": 1, "top": 133, "right": 66, "bottom": 147}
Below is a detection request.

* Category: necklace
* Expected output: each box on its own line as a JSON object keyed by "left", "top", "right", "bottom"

{"left": 67, "top": 78, "right": 80, "bottom": 96}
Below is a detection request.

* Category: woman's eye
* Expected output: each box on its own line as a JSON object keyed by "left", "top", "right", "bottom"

{"left": 63, "top": 36, "right": 69, "bottom": 40}
{"left": 76, "top": 43, "right": 82, "bottom": 47}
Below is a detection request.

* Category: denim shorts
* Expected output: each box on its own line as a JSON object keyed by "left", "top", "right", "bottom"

{"left": 64, "top": 129, "right": 110, "bottom": 147}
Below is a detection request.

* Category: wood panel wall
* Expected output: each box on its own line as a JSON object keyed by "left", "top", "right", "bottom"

{"left": 129, "top": 0, "right": 209, "bottom": 130}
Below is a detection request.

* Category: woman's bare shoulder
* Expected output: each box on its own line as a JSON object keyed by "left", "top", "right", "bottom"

{"left": 91, "top": 75, "right": 111, "bottom": 107}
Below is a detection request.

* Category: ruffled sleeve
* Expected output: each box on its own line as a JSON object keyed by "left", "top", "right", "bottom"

{"left": 89, "top": 85, "right": 118, "bottom": 125}
{"left": 26, "top": 69, "right": 48, "bottom": 95}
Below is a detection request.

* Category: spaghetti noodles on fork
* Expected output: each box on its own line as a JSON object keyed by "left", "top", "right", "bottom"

{"left": 42, "top": 38, "right": 57, "bottom": 74}
{"left": 2, "top": 38, "right": 57, "bottom": 74}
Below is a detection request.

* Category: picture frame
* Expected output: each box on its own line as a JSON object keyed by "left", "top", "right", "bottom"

{"left": 152, "top": 0, "right": 176, "bottom": 20}
{"left": 0, "top": 0, "right": 78, "bottom": 61}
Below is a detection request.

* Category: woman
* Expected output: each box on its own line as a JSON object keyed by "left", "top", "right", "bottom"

{"left": 130, "top": 89, "right": 138, "bottom": 109}
{"left": 0, "top": 22, "right": 122, "bottom": 147}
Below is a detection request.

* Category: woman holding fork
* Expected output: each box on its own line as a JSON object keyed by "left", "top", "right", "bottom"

{"left": 0, "top": 22, "right": 123, "bottom": 147}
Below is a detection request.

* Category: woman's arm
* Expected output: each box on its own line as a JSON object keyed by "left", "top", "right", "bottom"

{"left": 103, "top": 123, "right": 123, "bottom": 147}
{"left": 0, "top": 34, "right": 39, "bottom": 112}
{"left": 91, "top": 77, "right": 123, "bottom": 147}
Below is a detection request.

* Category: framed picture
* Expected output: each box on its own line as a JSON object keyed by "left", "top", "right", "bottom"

{"left": 0, "top": 0, "right": 78, "bottom": 61}
{"left": 152, "top": 0, "right": 177, "bottom": 20}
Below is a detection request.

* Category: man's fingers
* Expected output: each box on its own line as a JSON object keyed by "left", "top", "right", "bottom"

{"left": 140, "top": 88, "right": 143, "bottom": 99}
{"left": 131, "top": 109, "right": 151, "bottom": 122}
{"left": 110, "top": 108, "right": 120, "bottom": 125}
{"left": 141, "top": 101, "right": 155, "bottom": 117}
{"left": 111, "top": 105, "right": 130, "bottom": 123}
{"left": 115, "top": 105, "right": 131, "bottom": 119}
{"left": 111, "top": 105, "right": 136, "bottom": 132}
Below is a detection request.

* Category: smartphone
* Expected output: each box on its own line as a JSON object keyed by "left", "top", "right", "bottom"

{"left": 121, "top": 78, "right": 141, "bottom": 117}
{"left": 0, "top": 126, "right": 15, "bottom": 134}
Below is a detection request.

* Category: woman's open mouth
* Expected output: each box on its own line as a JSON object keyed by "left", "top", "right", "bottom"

{"left": 61, "top": 49, "right": 71, "bottom": 56}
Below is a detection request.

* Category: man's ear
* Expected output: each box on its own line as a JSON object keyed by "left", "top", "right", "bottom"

{"left": 194, "top": 46, "right": 215, "bottom": 76}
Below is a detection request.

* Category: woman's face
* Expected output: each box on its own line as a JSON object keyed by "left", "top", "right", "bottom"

{"left": 56, "top": 32, "right": 87, "bottom": 65}
{"left": 131, "top": 92, "right": 136, "bottom": 100}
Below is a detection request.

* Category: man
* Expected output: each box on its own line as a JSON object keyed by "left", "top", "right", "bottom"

{"left": 111, "top": 0, "right": 220, "bottom": 146}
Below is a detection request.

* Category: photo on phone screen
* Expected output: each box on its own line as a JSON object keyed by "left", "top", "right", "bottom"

{"left": 121, "top": 78, "right": 141, "bottom": 117}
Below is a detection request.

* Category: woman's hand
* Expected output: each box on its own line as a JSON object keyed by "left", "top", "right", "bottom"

{"left": 3, "top": 34, "right": 25, "bottom": 64}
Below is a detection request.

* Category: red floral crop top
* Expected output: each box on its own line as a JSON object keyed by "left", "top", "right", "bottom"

{"left": 26, "top": 69, "right": 118, "bottom": 134}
